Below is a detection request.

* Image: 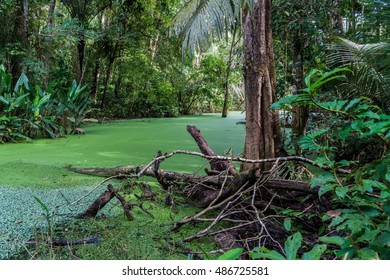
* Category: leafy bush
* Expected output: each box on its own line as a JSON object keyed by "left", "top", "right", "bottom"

{"left": 0, "top": 65, "right": 92, "bottom": 142}
{"left": 271, "top": 67, "right": 389, "bottom": 259}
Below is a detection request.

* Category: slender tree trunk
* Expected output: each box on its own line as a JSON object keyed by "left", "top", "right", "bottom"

{"left": 91, "top": 60, "right": 100, "bottom": 101}
{"left": 11, "top": 0, "right": 29, "bottom": 82}
{"left": 291, "top": 27, "right": 309, "bottom": 140}
{"left": 22, "top": 0, "right": 28, "bottom": 44}
{"left": 77, "top": 30, "right": 85, "bottom": 82}
{"left": 222, "top": 25, "right": 238, "bottom": 118}
{"left": 43, "top": 0, "right": 56, "bottom": 87}
{"left": 100, "top": 45, "right": 117, "bottom": 110}
{"left": 242, "top": 0, "right": 283, "bottom": 171}
{"left": 100, "top": 58, "right": 114, "bottom": 111}
{"left": 150, "top": 33, "right": 159, "bottom": 61}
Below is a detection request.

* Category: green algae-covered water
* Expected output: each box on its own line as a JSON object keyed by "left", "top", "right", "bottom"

{"left": 0, "top": 112, "right": 245, "bottom": 259}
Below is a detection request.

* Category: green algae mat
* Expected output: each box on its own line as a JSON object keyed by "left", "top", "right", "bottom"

{"left": 0, "top": 112, "right": 245, "bottom": 259}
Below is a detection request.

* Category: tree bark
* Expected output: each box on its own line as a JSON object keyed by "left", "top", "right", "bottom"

{"left": 11, "top": 0, "right": 29, "bottom": 81}
{"left": 43, "top": 0, "right": 56, "bottom": 87}
{"left": 242, "top": 0, "right": 283, "bottom": 171}
{"left": 291, "top": 26, "right": 309, "bottom": 140}
{"left": 222, "top": 24, "right": 238, "bottom": 118}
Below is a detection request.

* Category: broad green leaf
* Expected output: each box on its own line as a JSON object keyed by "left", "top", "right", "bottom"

{"left": 285, "top": 232, "right": 302, "bottom": 260}
{"left": 318, "top": 236, "right": 345, "bottom": 246}
{"left": 363, "top": 180, "right": 387, "bottom": 191}
{"left": 344, "top": 98, "right": 361, "bottom": 112}
{"left": 357, "top": 111, "right": 380, "bottom": 120}
{"left": 335, "top": 187, "right": 348, "bottom": 198}
{"left": 381, "top": 191, "right": 390, "bottom": 199}
{"left": 362, "top": 121, "right": 390, "bottom": 136}
{"left": 383, "top": 200, "right": 390, "bottom": 216}
{"left": 357, "top": 248, "right": 378, "bottom": 260}
{"left": 374, "top": 161, "right": 388, "bottom": 180}
{"left": 314, "top": 156, "right": 331, "bottom": 167}
{"left": 302, "top": 244, "right": 327, "bottom": 260}
{"left": 329, "top": 215, "right": 348, "bottom": 227}
{"left": 0, "top": 95, "right": 9, "bottom": 105}
{"left": 360, "top": 206, "right": 381, "bottom": 218}
{"left": 310, "top": 173, "right": 335, "bottom": 188}
{"left": 217, "top": 248, "right": 243, "bottom": 260}
{"left": 250, "top": 247, "right": 286, "bottom": 260}
{"left": 304, "top": 68, "right": 321, "bottom": 88}
{"left": 356, "top": 229, "right": 380, "bottom": 243}
{"left": 339, "top": 126, "right": 352, "bottom": 142}
{"left": 338, "top": 160, "right": 350, "bottom": 167}
{"left": 376, "top": 232, "right": 390, "bottom": 246}
{"left": 319, "top": 100, "right": 347, "bottom": 111}
{"left": 318, "top": 184, "right": 337, "bottom": 197}
{"left": 284, "top": 218, "right": 292, "bottom": 231}
{"left": 351, "top": 120, "right": 365, "bottom": 132}
{"left": 14, "top": 72, "right": 30, "bottom": 92}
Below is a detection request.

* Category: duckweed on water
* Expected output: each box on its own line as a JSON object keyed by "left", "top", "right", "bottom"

{"left": 0, "top": 112, "right": 245, "bottom": 259}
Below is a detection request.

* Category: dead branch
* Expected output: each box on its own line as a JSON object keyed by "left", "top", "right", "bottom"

{"left": 186, "top": 125, "right": 236, "bottom": 175}
{"left": 107, "top": 185, "right": 134, "bottom": 221}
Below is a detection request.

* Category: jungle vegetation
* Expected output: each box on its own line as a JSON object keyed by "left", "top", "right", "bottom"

{"left": 0, "top": 0, "right": 389, "bottom": 260}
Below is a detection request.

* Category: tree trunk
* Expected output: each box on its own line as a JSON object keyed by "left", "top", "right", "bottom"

{"left": 100, "top": 53, "right": 116, "bottom": 111}
{"left": 43, "top": 0, "right": 56, "bottom": 87}
{"left": 222, "top": 24, "right": 238, "bottom": 118}
{"left": 77, "top": 30, "right": 85, "bottom": 82}
{"left": 91, "top": 60, "right": 100, "bottom": 101}
{"left": 11, "top": 0, "right": 29, "bottom": 81}
{"left": 291, "top": 27, "right": 309, "bottom": 140}
{"left": 242, "top": 0, "right": 283, "bottom": 171}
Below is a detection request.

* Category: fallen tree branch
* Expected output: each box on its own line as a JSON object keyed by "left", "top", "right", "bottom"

{"left": 186, "top": 125, "right": 236, "bottom": 175}
{"left": 135, "top": 150, "right": 350, "bottom": 177}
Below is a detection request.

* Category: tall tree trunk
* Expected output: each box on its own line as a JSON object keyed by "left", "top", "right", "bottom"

{"left": 291, "top": 27, "right": 309, "bottom": 141}
{"left": 22, "top": 0, "right": 29, "bottom": 44}
{"left": 11, "top": 0, "right": 29, "bottom": 82}
{"left": 100, "top": 54, "right": 116, "bottom": 111}
{"left": 242, "top": 0, "right": 283, "bottom": 171}
{"left": 43, "top": 0, "right": 56, "bottom": 87}
{"left": 77, "top": 30, "right": 85, "bottom": 82}
{"left": 91, "top": 60, "right": 100, "bottom": 102}
{"left": 222, "top": 24, "right": 238, "bottom": 118}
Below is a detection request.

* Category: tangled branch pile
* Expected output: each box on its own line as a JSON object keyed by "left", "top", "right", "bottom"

{"left": 68, "top": 125, "right": 340, "bottom": 256}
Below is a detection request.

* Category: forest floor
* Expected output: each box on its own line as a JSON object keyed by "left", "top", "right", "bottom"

{"left": 0, "top": 112, "right": 248, "bottom": 259}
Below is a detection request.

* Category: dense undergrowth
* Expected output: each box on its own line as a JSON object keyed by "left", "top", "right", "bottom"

{"left": 0, "top": 65, "right": 92, "bottom": 143}
{"left": 251, "top": 68, "right": 390, "bottom": 260}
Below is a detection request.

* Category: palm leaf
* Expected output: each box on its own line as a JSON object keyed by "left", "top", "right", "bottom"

{"left": 327, "top": 38, "right": 390, "bottom": 112}
{"left": 172, "top": 0, "right": 244, "bottom": 54}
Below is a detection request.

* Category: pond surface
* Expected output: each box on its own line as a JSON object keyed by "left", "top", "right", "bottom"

{"left": 0, "top": 112, "right": 245, "bottom": 259}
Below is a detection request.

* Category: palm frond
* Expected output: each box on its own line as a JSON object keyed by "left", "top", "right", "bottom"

{"left": 327, "top": 38, "right": 390, "bottom": 112}
{"left": 172, "top": 0, "right": 244, "bottom": 54}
